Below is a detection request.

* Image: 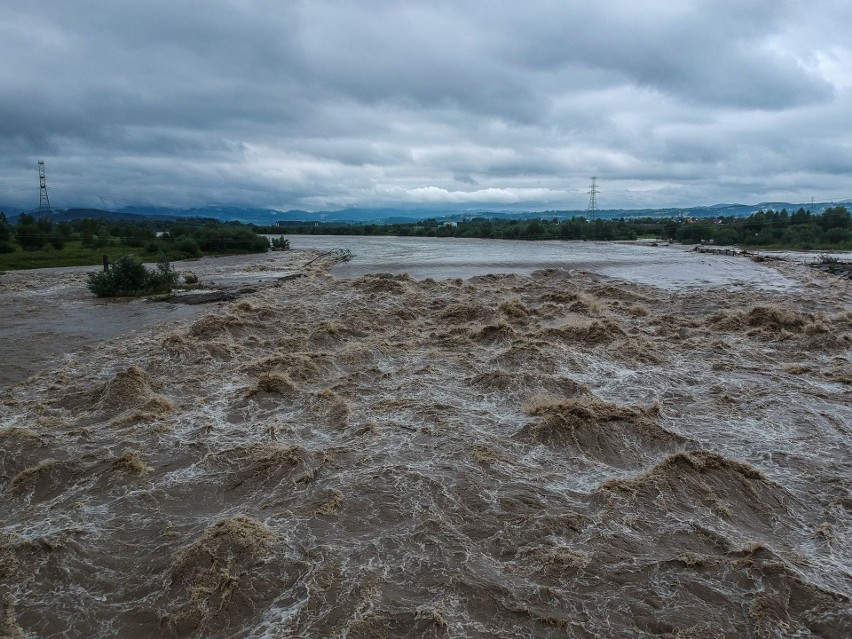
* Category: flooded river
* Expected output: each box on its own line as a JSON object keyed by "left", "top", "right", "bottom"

{"left": 1, "top": 240, "right": 850, "bottom": 637}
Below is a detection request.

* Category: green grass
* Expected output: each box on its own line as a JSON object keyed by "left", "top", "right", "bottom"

{"left": 0, "top": 242, "right": 164, "bottom": 271}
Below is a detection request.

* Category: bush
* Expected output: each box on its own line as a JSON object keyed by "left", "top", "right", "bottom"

{"left": 48, "top": 232, "right": 65, "bottom": 250}
{"left": 148, "top": 256, "right": 180, "bottom": 291}
{"left": 15, "top": 224, "right": 48, "bottom": 250}
{"left": 270, "top": 236, "right": 290, "bottom": 250}
{"left": 93, "top": 233, "right": 111, "bottom": 248}
{"left": 87, "top": 254, "right": 178, "bottom": 297}
{"left": 172, "top": 236, "right": 201, "bottom": 257}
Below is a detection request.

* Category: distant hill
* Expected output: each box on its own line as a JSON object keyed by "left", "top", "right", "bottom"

{"left": 3, "top": 201, "right": 844, "bottom": 225}
{"left": 6, "top": 207, "right": 206, "bottom": 223}
{"left": 52, "top": 208, "right": 162, "bottom": 222}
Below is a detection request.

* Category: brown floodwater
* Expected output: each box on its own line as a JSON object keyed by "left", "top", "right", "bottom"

{"left": 1, "top": 243, "right": 850, "bottom": 638}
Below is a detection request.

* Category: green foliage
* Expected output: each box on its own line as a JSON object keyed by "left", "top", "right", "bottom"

{"left": 86, "top": 254, "right": 178, "bottom": 297}
{"left": 257, "top": 216, "right": 641, "bottom": 242}
{"left": 270, "top": 236, "right": 290, "bottom": 250}
{"left": 171, "top": 235, "right": 202, "bottom": 257}
{"left": 820, "top": 206, "right": 851, "bottom": 230}
{"left": 48, "top": 231, "right": 65, "bottom": 250}
{"left": 0, "top": 215, "right": 12, "bottom": 243}
{"left": 1, "top": 216, "right": 274, "bottom": 270}
{"left": 0, "top": 218, "right": 13, "bottom": 253}
{"left": 148, "top": 255, "right": 180, "bottom": 291}
{"left": 255, "top": 207, "right": 852, "bottom": 250}
{"left": 11, "top": 213, "right": 55, "bottom": 250}
{"left": 3, "top": 206, "right": 850, "bottom": 271}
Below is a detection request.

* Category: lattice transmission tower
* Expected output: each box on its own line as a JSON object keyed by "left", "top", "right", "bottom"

{"left": 587, "top": 177, "right": 599, "bottom": 221}
{"left": 38, "top": 160, "right": 52, "bottom": 216}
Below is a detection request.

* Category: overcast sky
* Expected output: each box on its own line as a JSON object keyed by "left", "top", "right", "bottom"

{"left": 1, "top": 0, "right": 851, "bottom": 212}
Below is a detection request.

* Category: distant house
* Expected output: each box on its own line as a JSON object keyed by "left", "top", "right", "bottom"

{"left": 442, "top": 221, "right": 458, "bottom": 228}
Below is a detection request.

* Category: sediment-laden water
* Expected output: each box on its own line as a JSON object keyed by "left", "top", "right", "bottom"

{"left": 1, "top": 243, "right": 850, "bottom": 637}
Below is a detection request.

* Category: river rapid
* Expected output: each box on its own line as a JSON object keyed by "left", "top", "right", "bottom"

{"left": 1, "top": 239, "right": 850, "bottom": 638}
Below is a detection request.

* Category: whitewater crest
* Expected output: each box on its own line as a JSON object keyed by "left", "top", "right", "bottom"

{"left": 1, "top": 251, "right": 851, "bottom": 638}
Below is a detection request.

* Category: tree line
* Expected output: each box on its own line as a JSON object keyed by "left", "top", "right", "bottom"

{"left": 254, "top": 206, "right": 851, "bottom": 249}
{"left": 0, "top": 214, "right": 270, "bottom": 264}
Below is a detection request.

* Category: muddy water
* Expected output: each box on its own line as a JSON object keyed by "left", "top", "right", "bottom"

{"left": 278, "top": 235, "right": 821, "bottom": 290}
{"left": 0, "top": 282, "right": 201, "bottom": 387}
{"left": 0, "top": 253, "right": 305, "bottom": 387}
{"left": 1, "top": 246, "right": 851, "bottom": 638}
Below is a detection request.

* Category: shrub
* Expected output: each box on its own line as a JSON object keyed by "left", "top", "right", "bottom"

{"left": 87, "top": 254, "right": 178, "bottom": 297}
{"left": 48, "top": 232, "right": 65, "bottom": 250}
{"left": 121, "top": 236, "right": 145, "bottom": 247}
{"left": 172, "top": 236, "right": 201, "bottom": 257}
{"left": 148, "top": 255, "right": 180, "bottom": 291}
{"left": 270, "top": 236, "right": 290, "bottom": 250}
{"left": 15, "top": 224, "right": 47, "bottom": 250}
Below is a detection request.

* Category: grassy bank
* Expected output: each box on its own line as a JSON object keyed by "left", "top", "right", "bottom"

{"left": 0, "top": 242, "right": 172, "bottom": 270}
{"left": 0, "top": 215, "right": 273, "bottom": 270}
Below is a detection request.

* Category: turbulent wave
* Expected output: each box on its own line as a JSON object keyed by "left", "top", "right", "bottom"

{"left": 1, "top": 251, "right": 851, "bottom": 638}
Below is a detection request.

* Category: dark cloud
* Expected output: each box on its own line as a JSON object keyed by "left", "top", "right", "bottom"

{"left": 1, "top": 0, "right": 850, "bottom": 211}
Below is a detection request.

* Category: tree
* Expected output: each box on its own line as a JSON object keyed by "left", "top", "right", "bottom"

{"left": 820, "top": 206, "right": 851, "bottom": 230}
{"left": 0, "top": 213, "right": 14, "bottom": 253}
{"left": 15, "top": 221, "right": 48, "bottom": 250}
{"left": 0, "top": 214, "right": 11, "bottom": 242}
{"left": 48, "top": 231, "right": 65, "bottom": 250}
{"left": 791, "top": 208, "right": 811, "bottom": 225}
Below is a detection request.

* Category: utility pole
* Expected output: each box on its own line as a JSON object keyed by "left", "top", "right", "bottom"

{"left": 587, "top": 177, "right": 599, "bottom": 221}
{"left": 38, "top": 160, "right": 52, "bottom": 217}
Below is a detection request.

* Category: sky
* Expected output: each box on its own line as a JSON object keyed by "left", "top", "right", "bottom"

{"left": 1, "top": 0, "right": 851, "bottom": 213}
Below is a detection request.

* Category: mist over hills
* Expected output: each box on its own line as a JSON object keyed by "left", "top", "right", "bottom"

{"left": 2, "top": 201, "right": 848, "bottom": 225}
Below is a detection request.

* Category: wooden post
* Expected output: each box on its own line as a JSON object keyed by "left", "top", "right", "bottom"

{"left": 103, "top": 255, "right": 109, "bottom": 272}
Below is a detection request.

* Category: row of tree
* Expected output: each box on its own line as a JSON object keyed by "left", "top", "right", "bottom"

{"left": 255, "top": 206, "right": 852, "bottom": 249}
{"left": 0, "top": 214, "right": 270, "bottom": 258}
{"left": 3, "top": 206, "right": 849, "bottom": 259}
{"left": 665, "top": 207, "right": 851, "bottom": 247}
{"left": 256, "top": 217, "right": 642, "bottom": 241}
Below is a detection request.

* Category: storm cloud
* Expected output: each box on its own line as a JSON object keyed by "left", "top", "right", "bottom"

{"left": 1, "top": 0, "right": 850, "bottom": 211}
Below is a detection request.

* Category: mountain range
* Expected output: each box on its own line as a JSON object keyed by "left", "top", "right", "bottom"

{"left": 2, "top": 201, "right": 848, "bottom": 225}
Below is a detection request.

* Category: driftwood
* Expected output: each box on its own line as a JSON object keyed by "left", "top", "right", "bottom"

{"left": 302, "top": 248, "right": 353, "bottom": 267}
{"left": 166, "top": 287, "right": 258, "bottom": 305}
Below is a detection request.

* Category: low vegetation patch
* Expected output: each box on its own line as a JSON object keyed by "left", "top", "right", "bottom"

{"left": 86, "top": 254, "right": 178, "bottom": 297}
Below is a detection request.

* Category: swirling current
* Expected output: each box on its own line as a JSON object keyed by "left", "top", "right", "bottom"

{"left": 1, "top": 241, "right": 850, "bottom": 638}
